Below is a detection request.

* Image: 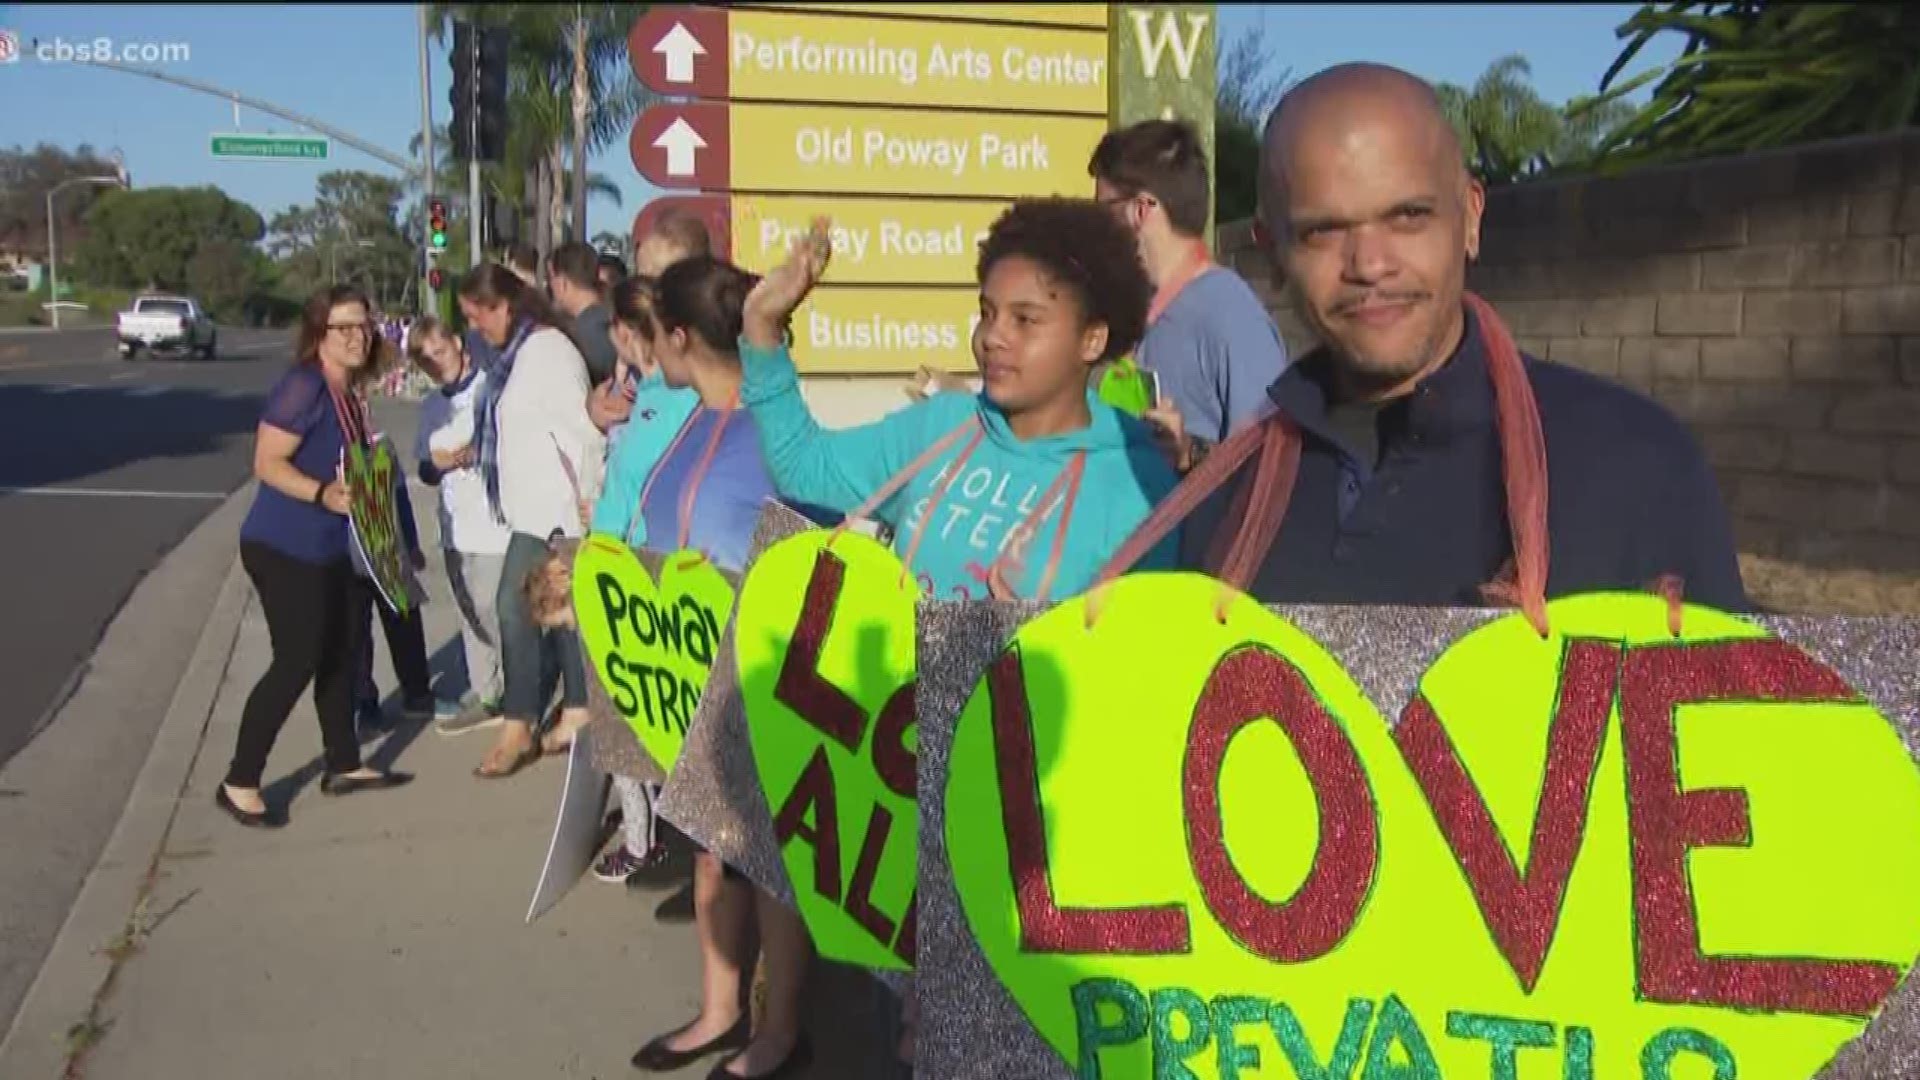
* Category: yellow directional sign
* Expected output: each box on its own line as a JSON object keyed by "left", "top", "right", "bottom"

{"left": 732, "top": 196, "right": 1005, "bottom": 285}
{"left": 734, "top": 103, "right": 1104, "bottom": 198}
{"left": 788, "top": 287, "right": 981, "bottom": 374}
{"left": 722, "top": 9, "right": 1109, "bottom": 113}
{"left": 744, "top": 3, "right": 1110, "bottom": 29}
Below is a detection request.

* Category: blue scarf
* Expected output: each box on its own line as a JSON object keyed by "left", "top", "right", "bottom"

{"left": 474, "top": 318, "right": 535, "bottom": 524}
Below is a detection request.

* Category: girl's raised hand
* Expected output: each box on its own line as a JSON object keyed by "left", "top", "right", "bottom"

{"left": 744, "top": 216, "right": 832, "bottom": 348}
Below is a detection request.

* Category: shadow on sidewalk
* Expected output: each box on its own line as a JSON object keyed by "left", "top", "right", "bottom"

{"left": 259, "top": 636, "right": 461, "bottom": 808}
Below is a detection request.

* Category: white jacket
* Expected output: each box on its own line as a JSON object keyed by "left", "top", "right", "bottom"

{"left": 495, "top": 326, "right": 604, "bottom": 539}
{"left": 416, "top": 366, "right": 512, "bottom": 555}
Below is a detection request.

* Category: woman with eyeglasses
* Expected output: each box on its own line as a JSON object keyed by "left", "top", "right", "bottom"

{"left": 221, "top": 285, "right": 414, "bottom": 829}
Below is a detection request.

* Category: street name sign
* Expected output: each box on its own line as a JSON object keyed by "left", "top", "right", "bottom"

{"left": 210, "top": 133, "right": 330, "bottom": 161}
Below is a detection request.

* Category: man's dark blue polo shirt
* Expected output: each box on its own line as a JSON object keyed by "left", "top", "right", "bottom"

{"left": 1179, "top": 304, "right": 1749, "bottom": 611}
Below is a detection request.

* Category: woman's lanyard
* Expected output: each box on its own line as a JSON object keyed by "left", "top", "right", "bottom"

{"left": 630, "top": 395, "right": 738, "bottom": 552}
{"left": 831, "top": 416, "right": 1089, "bottom": 602}
{"left": 1146, "top": 239, "right": 1215, "bottom": 326}
{"left": 325, "top": 381, "right": 369, "bottom": 450}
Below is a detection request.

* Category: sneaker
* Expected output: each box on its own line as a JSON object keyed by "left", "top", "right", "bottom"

{"left": 594, "top": 843, "right": 667, "bottom": 884}
{"left": 402, "top": 696, "right": 463, "bottom": 723}
{"left": 435, "top": 699, "right": 503, "bottom": 737}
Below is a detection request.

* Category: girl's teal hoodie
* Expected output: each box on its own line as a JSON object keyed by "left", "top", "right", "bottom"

{"left": 740, "top": 340, "right": 1180, "bottom": 600}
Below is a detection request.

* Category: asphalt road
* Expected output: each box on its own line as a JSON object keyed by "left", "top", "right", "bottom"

{"left": 0, "top": 326, "right": 292, "bottom": 768}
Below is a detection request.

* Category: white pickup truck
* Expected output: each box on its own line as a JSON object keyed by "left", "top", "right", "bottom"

{"left": 117, "top": 295, "right": 217, "bottom": 361}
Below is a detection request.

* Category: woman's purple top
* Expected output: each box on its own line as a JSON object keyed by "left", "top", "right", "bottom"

{"left": 239, "top": 364, "right": 352, "bottom": 565}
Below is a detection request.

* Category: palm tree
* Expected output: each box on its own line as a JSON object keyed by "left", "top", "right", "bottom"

{"left": 1579, "top": 3, "right": 1920, "bottom": 171}
{"left": 428, "top": 4, "right": 650, "bottom": 267}
{"left": 1435, "top": 56, "right": 1635, "bottom": 184}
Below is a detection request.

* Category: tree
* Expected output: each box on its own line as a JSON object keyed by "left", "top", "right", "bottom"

{"left": 428, "top": 4, "right": 650, "bottom": 267}
{"left": 74, "top": 186, "right": 264, "bottom": 292}
{"left": 0, "top": 143, "right": 123, "bottom": 258}
{"left": 186, "top": 239, "right": 265, "bottom": 323}
{"left": 1434, "top": 56, "right": 1636, "bottom": 184}
{"left": 268, "top": 170, "right": 416, "bottom": 306}
{"left": 1214, "top": 25, "right": 1291, "bottom": 224}
{"left": 1579, "top": 3, "right": 1920, "bottom": 171}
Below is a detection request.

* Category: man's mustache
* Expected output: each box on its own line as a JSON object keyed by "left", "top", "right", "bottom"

{"left": 1332, "top": 291, "right": 1429, "bottom": 315}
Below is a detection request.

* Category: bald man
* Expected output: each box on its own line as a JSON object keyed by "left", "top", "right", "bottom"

{"left": 1169, "top": 62, "right": 1746, "bottom": 610}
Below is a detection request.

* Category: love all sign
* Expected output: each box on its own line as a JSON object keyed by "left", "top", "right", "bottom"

{"left": 573, "top": 535, "right": 735, "bottom": 772}
{"left": 735, "top": 526, "right": 920, "bottom": 973}
{"left": 344, "top": 437, "right": 409, "bottom": 615}
{"left": 916, "top": 574, "right": 1920, "bottom": 1080}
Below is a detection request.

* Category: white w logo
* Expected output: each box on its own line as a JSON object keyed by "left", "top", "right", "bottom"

{"left": 1128, "top": 10, "right": 1210, "bottom": 81}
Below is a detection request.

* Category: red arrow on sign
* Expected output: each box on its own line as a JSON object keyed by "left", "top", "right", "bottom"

{"left": 628, "top": 6, "right": 728, "bottom": 98}
{"left": 629, "top": 103, "right": 730, "bottom": 190}
{"left": 632, "top": 196, "right": 733, "bottom": 263}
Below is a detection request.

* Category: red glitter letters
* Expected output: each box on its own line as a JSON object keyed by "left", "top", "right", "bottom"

{"left": 1395, "top": 639, "right": 1619, "bottom": 991}
{"left": 1619, "top": 638, "right": 1898, "bottom": 1018}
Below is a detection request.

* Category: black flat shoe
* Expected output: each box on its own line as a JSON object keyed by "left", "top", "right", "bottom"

{"left": 709, "top": 1035, "right": 813, "bottom": 1080}
{"left": 319, "top": 770, "right": 414, "bottom": 797}
{"left": 215, "top": 785, "right": 283, "bottom": 829}
{"left": 631, "top": 1018, "right": 748, "bottom": 1072}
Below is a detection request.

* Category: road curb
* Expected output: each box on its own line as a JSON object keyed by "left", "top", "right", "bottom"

{"left": 0, "top": 498, "right": 253, "bottom": 1078}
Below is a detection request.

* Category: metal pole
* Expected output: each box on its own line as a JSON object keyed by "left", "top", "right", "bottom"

{"left": 466, "top": 23, "right": 482, "bottom": 267}
{"left": 469, "top": 160, "right": 482, "bottom": 265}
{"left": 60, "top": 54, "right": 422, "bottom": 178}
{"left": 46, "top": 190, "right": 59, "bottom": 331}
{"left": 419, "top": 3, "right": 437, "bottom": 316}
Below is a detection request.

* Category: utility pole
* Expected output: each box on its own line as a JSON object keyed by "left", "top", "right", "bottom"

{"left": 419, "top": 3, "right": 437, "bottom": 316}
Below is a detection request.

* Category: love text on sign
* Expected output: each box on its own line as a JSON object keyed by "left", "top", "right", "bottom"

{"left": 925, "top": 576, "right": 1920, "bottom": 1079}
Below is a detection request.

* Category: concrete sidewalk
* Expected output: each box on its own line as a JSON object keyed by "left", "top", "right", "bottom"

{"left": 0, "top": 400, "right": 902, "bottom": 1080}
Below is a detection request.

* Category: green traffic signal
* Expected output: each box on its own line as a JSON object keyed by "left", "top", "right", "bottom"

{"left": 431, "top": 229, "right": 447, "bottom": 248}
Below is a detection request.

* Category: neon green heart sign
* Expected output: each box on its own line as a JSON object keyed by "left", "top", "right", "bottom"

{"left": 945, "top": 573, "right": 1920, "bottom": 1079}
{"left": 736, "top": 528, "right": 920, "bottom": 972}
{"left": 572, "top": 534, "right": 735, "bottom": 771}
{"left": 345, "top": 437, "right": 409, "bottom": 615}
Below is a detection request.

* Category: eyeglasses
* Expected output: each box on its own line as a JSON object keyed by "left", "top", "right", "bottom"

{"left": 328, "top": 323, "right": 371, "bottom": 337}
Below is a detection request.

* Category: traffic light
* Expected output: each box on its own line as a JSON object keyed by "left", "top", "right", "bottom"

{"left": 449, "top": 21, "right": 474, "bottom": 160}
{"left": 428, "top": 267, "right": 445, "bottom": 290}
{"left": 429, "top": 199, "right": 448, "bottom": 251}
{"left": 475, "top": 27, "right": 510, "bottom": 163}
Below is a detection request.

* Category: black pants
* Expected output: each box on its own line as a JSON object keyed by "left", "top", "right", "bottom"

{"left": 229, "top": 541, "right": 367, "bottom": 788}
{"left": 353, "top": 576, "right": 432, "bottom": 707}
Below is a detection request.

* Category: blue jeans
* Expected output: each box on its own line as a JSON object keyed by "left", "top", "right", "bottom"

{"left": 497, "top": 532, "right": 586, "bottom": 724}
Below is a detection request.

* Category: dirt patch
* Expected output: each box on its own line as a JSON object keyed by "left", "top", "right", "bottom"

{"left": 1740, "top": 553, "right": 1920, "bottom": 617}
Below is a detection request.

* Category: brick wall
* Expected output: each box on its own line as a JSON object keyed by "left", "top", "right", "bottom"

{"left": 1217, "top": 129, "right": 1920, "bottom": 573}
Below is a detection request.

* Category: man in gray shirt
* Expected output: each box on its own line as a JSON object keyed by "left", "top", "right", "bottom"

{"left": 547, "top": 241, "right": 618, "bottom": 386}
{"left": 1091, "top": 119, "right": 1290, "bottom": 447}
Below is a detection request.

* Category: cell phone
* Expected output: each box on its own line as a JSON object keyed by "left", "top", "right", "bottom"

{"left": 1141, "top": 369, "right": 1163, "bottom": 408}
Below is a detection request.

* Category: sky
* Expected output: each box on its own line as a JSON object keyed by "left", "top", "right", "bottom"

{"left": 0, "top": 3, "right": 1682, "bottom": 234}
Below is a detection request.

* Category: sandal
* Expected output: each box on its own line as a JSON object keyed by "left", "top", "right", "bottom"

{"left": 474, "top": 740, "right": 538, "bottom": 780}
{"left": 540, "top": 710, "right": 592, "bottom": 756}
